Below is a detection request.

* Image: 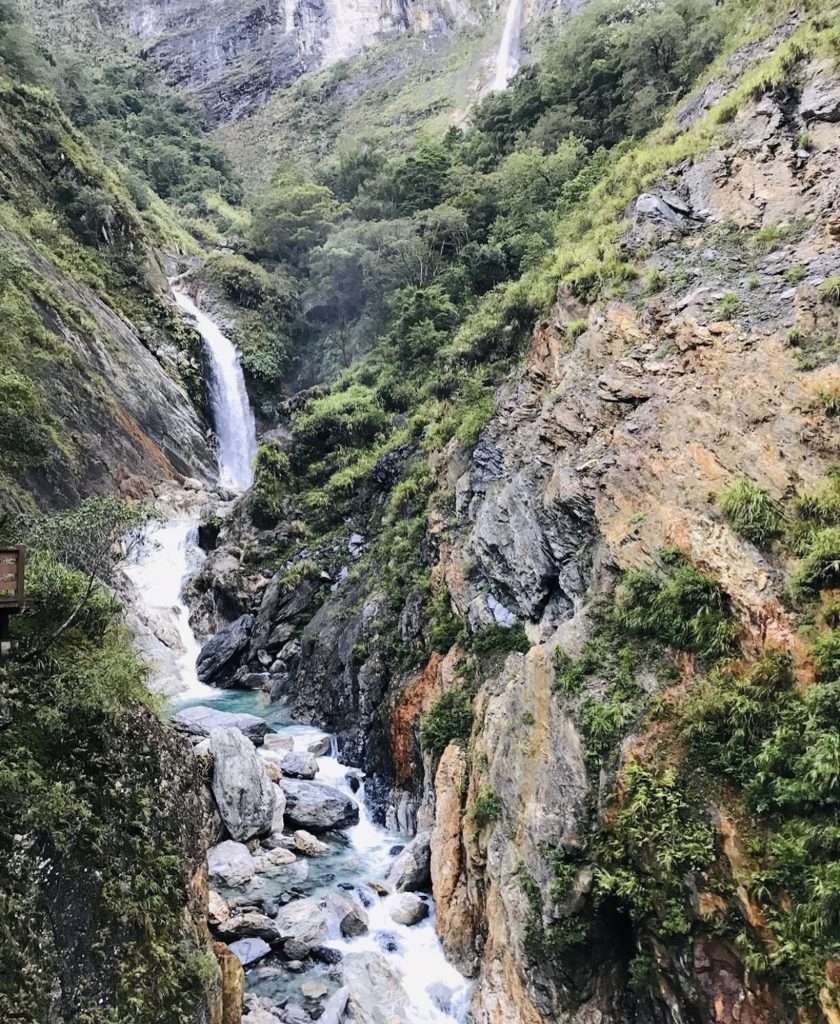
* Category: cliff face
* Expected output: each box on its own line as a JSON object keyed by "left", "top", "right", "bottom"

{"left": 186, "top": 15, "right": 840, "bottom": 1023}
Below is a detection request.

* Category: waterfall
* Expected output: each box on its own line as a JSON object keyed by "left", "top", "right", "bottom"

{"left": 492, "top": 0, "right": 523, "bottom": 91}
{"left": 173, "top": 289, "right": 257, "bottom": 492}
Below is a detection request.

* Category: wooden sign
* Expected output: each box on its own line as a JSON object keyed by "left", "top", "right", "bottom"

{"left": 0, "top": 547, "right": 24, "bottom": 609}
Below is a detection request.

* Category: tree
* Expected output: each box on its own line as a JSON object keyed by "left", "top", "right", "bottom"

{"left": 250, "top": 171, "right": 343, "bottom": 264}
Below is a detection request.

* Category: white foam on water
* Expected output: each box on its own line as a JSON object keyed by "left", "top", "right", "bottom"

{"left": 125, "top": 519, "right": 216, "bottom": 699}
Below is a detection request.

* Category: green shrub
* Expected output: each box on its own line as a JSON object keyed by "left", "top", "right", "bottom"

{"left": 204, "top": 252, "right": 271, "bottom": 307}
{"left": 250, "top": 443, "right": 292, "bottom": 525}
{"left": 819, "top": 275, "right": 840, "bottom": 305}
{"left": 716, "top": 292, "right": 739, "bottom": 319}
{"left": 426, "top": 588, "right": 463, "bottom": 653}
{"left": 613, "top": 551, "right": 737, "bottom": 662}
{"left": 469, "top": 622, "right": 530, "bottom": 656}
{"left": 469, "top": 787, "right": 502, "bottom": 828}
{"left": 792, "top": 527, "right": 840, "bottom": 597}
{"left": 784, "top": 265, "right": 807, "bottom": 285}
{"left": 420, "top": 688, "right": 473, "bottom": 757}
{"left": 717, "top": 477, "right": 783, "bottom": 545}
{"left": 818, "top": 386, "right": 840, "bottom": 416}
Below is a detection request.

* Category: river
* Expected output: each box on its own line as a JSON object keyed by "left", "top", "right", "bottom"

{"left": 128, "top": 291, "right": 472, "bottom": 1022}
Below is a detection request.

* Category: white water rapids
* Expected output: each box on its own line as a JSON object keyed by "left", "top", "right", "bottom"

{"left": 126, "top": 294, "right": 471, "bottom": 1021}
{"left": 492, "top": 0, "right": 523, "bottom": 91}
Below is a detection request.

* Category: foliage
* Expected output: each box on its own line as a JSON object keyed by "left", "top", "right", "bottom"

{"left": 718, "top": 477, "right": 784, "bottom": 545}
{"left": 251, "top": 170, "right": 343, "bottom": 264}
{"left": 420, "top": 688, "right": 474, "bottom": 757}
{"left": 250, "top": 443, "right": 292, "bottom": 525}
{"left": 819, "top": 275, "right": 840, "bottom": 305}
{"left": 469, "top": 622, "right": 530, "bottom": 656}
{"left": 469, "top": 787, "right": 502, "bottom": 829}
{"left": 613, "top": 550, "right": 737, "bottom": 661}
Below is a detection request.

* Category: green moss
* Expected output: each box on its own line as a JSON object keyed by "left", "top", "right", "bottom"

{"left": 469, "top": 787, "right": 502, "bottom": 829}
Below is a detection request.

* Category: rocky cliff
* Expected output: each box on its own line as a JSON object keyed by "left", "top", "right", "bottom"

{"left": 186, "top": 11, "right": 840, "bottom": 1022}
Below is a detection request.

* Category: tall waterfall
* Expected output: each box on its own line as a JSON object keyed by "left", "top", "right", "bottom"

{"left": 173, "top": 289, "right": 257, "bottom": 492}
{"left": 492, "top": 0, "right": 523, "bottom": 91}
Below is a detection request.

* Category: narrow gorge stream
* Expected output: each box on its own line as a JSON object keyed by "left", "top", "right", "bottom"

{"left": 130, "top": 293, "right": 472, "bottom": 1022}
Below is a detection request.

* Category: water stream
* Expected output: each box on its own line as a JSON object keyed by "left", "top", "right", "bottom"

{"left": 492, "top": 0, "right": 523, "bottom": 91}
{"left": 129, "top": 293, "right": 471, "bottom": 1021}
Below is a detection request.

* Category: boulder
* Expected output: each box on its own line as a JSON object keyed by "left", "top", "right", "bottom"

{"left": 293, "top": 830, "right": 330, "bottom": 856}
{"left": 253, "top": 847, "right": 297, "bottom": 873}
{"left": 274, "top": 896, "right": 328, "bottom": 952}
{"left": 270, "top": 782, "right": 286, "bottom": 834}
{"left": 319, "top": 987, "right": 349, "bottom": 1024}
{"left": 389, "top": 893, "right": 430, "bottom": 927}
{"left": 279, "top": 751, "right": 318, "bottom": 779}
{"left": 307, "top": 736, "right": 331, "bottom": 757}
{"left": 280, "top": 779, "right": 359, "bottom": 832}
{"left": 208, "top": 840, "right": 256, "bottom": 887}
{"left": 386, "top": 831, "right": 431, "bottom": 893}
{"left": 197, "top": 614, "right": 254, "bottom": 684}
{"left": 340, "top": 909, "right": 369, "bottom": 938}
{"left": 216, "top": 911, "right": 281, "bottom": 944}
{"left": 228, "top": 937, "right": 271, "bottom": 966}
{"left": 210, "top": 728, "right": 276, "bottom": 842}
{"left": 172, "top": 705, "right": 270, "bottom": 746}
{"left": 341, "top": 952, "right": 410, "bottom": 1024}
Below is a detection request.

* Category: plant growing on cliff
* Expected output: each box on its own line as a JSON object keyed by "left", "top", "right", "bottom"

{"left": 420, "top": 688, "right": 473, "bottom": 757}
{"left": 819, "top": 275, "right": 840, "bottom": 305}
{"left": 718, "top": 477, "right": 784, "bottom": 546}
{"left": 469, "top": 787, "right": 502, "bottom": 829}
{"left": 469, "top": 622, "right": 530, "bottom": 656}
{"left": 251, "top": 442, "right": 292, "bottom": 526}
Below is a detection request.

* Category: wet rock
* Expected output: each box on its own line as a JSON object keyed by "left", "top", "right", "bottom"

{"left": 301, "top": 978, "right": 329, "bottom": 999}
{"left": 389, "top": 893, "right": 430, "bottom": 926}
{"left": 228, "top": 936, "right": 271, "bottom": 966}
{"left": 310, "top": 945, "right": 343, "bottom": 965}
{"left": 249, "top": 575, "right": 320, "bottom": 659}
{"left": 232, "top": 670, "right": 272, "bottom": 691}
{"left": 319, "top": 986, "right": 350, "bottom": 1024}
{"left": 208, "top": 889, "right": 231, "bottom": 927}
{"left": 280, "top": 779, "right": 359, "bottom": 832}
{"left": 270, "top": 782, "right": 286, "bottom": 834}
{"left": 307, "top": 736, "right": 331, "bottom": 756}
{"left": 801, "top": 60, "right": 840, "bottom": 122}
{"left": 279, "top": 751, "right": 318, "bottom": 779}
{"left": 345, "top": 768, "right": 364, "bottom": 792}
{"left": 197, "top": 614, "right": 254, "bottom": 684}
{"left": 293, "top": 830, "right": 330, "bottom": 856}
{"left": 341, "top": 952, "right": 410, "bottom": 1023}
{"left": 172, "top": 705, "right": 270, "bottom": 746}
{"left": 340, "top": 908, "right": 369, "bottom": 937}
{"left": 274, "top": 896, "right": 328, "bottom": 952}
{"left": 216, "top": 911, "right": 280, "bottom": 944}
{"left": 208, "top": 840, "right": 256, "bottom": 887}
{"left": 253, "top": 847, "right": 297, "bottom": 873}
{"left": 386, "top": 831, "right": 431, "bottom": 893}
{"left": 210, "top": 727, "right": 276, "bottom": 841}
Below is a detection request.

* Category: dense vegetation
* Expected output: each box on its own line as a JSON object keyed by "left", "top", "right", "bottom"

{"left": 0, "top": 500, "right": 214, "bottom": 1022}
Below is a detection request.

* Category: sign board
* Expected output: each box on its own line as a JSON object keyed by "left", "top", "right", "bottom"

{"left": 0, "top": 547, "right": 24, "bottom": 609}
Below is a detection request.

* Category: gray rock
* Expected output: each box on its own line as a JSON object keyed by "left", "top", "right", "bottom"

{"left": 196, "top": 614, "right": 254, "bottom": 684}
{"left": 319, "top": 987, "right": 349, "bottom": 1024}
{"left": 341, "top": 952, "right": 411, "bottom": 1023}
{"left": 293, "top": 829, "right": 330, "bottom": 856}
{"left": 210, "top": 728, "right": 276, "bottom": 841}
{"left": 172, "top": 704, "right": 270, "bottom": 746}
{"left": 216, "top": 911, "right": 281, "bottom": 943}
{"left": 249, "top": 575, "right": 320, "bottom": 660}
{"left": 228, "top": 937, "right": 271, "bottom": 966}
{"left": 279, "top": 751, "right": 318, "bottom": 779}
{"left": 801, "top": 61, "right": 840, "bottom": 122}
{"left": 389, "top": 893, "right": 430, "bottom": 926}
{"left": 386, "top": 832, "right": 431, "bottom": 893}
{"left": 263, "top": 733, "right": 294, "bottom": 753}
{"left": 280, "top": 779, "right": 359, "bottom": 832}
{"left": 340, "top": 908, "right": 369, "bottom": 937}
{"left": 307, "top": 736, "right": 331, "bottom": 757}
{"left": 274, "top": 896, "right": 328, "bottom": 951}
{"left": 207, "top": 840, "right": 256, "bottom": 887}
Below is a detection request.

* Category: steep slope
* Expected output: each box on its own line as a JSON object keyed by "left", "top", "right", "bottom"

{"left": 185, "top": 6, "right": 840, "bottom": 1022}
{"left": 0, "top": 76, "right": 214, "bottom": 514}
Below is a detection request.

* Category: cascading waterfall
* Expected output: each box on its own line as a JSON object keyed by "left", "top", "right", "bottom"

{"left": 492, "top": 0, "right": 523, "bottom": 91}
{"left": 127, "top": 298, "right": 471, "bottom": 1020}
{"left": 173, "top": 288, "right": 257, "bottom": 492}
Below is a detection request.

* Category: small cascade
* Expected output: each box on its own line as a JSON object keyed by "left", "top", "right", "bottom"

{"left": 492, "top": 0, "right": 523, "bottom": 91}
{"left": 173, "top": 288, "right": 257, "bottom": 492}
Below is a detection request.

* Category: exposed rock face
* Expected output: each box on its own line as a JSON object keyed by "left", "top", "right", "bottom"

{"left": 210, "top": 728, "right": 276, "bottom": 841}
{"left": 213, "top": 942, "right": 245, "bottom": 1024}
{"left": 341, "top": 953, "right": 411, "bottom": 1024}
{"left": 279, "top": 779, "right": 360, "bottom": 832}
{"left": 197, "top": 615, "right": 255, "bottom": 685}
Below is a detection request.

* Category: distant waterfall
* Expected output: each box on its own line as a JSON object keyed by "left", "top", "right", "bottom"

{"left": 492, "top": 0, "right": 523, "bottom": 91}
{"left": 172, "top": 289, "right": 257, "bottom": 492}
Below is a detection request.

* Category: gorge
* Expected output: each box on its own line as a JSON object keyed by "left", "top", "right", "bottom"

{"left": 1, "top": 1, "right": 840, "bottom": 1023}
